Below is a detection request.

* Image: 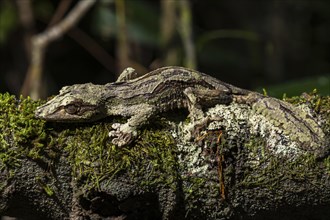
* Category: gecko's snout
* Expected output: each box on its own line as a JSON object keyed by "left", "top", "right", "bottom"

{"left": 35, "top": 105, "right": 47, "bottom": 119}
{"left": 34, "top": 100, "right": 59, "bottom": 120}
{"left": 35, "top": 104, "right": 62, "bottom": 121}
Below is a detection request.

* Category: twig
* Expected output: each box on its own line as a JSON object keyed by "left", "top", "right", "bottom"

{"left": 16, "top": 0, "right": 35, "bottom": 59}
{"left": 178, "top": 0, "right": 196, "bottom": 69}
{"left": 21, "top": 0, "right": 97, "bottom": 99}
{"left": 115, "top": 0, "right": 129, "bottom": 73}
{"left": 48, "top": 0, "right": 73, "bottom": 27}
{"left": 160, "top": 0, "right": 178, "bottom": 66}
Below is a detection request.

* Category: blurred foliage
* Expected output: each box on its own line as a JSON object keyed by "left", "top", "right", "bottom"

{"left": 91, "top": 0, "right": 159, "bottom": 45}
{"left": 0, "top": 0, "right": 18, "bottom": 45}
{"left": 0, "top": 0, "right": 329, "bottom": 97}
{"left": 126, "top": 0, "right": 159, "bottom": 45}
{"left": 258, "top": 74, "right": 330, "bottom": 98}
{"left": 34, "top": 0, "right": 54, "bottom": 20}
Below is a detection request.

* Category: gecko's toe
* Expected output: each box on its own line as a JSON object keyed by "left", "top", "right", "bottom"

{"left": 109, "top": 123, "right": 137, "bottom": 147}
{"left": 109, "top": 130, "right": 119, "bottom": 138}
{"left": 122, "top": 132, "right": 133, "bottom": 143}
{"left": 111, "top": 138, "right": 123, "bottom": 147}
{"left": 111, "top": 123, "right": 121, "bottom": 129}
{"left": 111, "top": 135, "right": 132, "bottom": 147}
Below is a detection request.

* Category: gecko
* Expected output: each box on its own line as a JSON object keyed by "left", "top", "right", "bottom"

{"left": 35, "top": 66, "right": 325, "bottom": 156}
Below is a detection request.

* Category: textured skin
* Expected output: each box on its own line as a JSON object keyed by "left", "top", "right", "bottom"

{"left": 35, "top": 66, "right": 325, "bottom": 150}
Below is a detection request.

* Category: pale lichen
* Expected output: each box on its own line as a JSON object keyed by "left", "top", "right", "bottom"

{"left": 175, "top": 94, "right": 326, "bottom": 166}
{"left": 1, "top": 92, "right": 329, "bottom": 219}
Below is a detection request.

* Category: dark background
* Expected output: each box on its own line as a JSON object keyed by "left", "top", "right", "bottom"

{"left": 0, "top": 0, "right": 329, "bottom": 98}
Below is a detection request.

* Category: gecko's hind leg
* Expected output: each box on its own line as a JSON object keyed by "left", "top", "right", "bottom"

{"left": 183, "top": 87, "right": 231, "bottom": 140}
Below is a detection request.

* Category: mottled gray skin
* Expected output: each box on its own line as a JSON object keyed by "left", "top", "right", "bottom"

{"left": 35, "top": 66, "right": 325, "bottom": 152}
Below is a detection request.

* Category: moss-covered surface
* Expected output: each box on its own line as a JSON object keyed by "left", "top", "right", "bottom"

{"left": 284, "top": 89, "right": 330, "bottom": 134}
{"left": 286, "top": 90, "right": 330, "bottom": 173}
{"left": 0, "top": 93, "right": 179, "bottom": 189}
{"left": 0, "top": 93, "right": 183, "bottom": 218}
{"left": 0, "top": 91, "right": 329, "bottom": 219}
{"left": 0, "top": 93, "right": 72, "bottom": 219}
{"left": 229, "top": 91, "right": 330, "bottom": 219}
{"left": 0, "top": 93, "right": 46, "bottom": 170}
{"left": 241, "top": 91, "right": 330, "bottom": 188}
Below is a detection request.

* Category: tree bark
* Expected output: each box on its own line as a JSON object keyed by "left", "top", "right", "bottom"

{"left": 0, "top": 93, "right": 329, "bottom": 220}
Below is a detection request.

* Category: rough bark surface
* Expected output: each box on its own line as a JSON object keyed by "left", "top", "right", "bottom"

{"left": 0, "top": 93, "right": 329, "bottom": 220}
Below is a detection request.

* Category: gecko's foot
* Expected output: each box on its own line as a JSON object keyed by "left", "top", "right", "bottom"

{"left": 190, "top": 116, "right": 223, "bottom": 141}
{"left": 109, "top": 123, "right": 137, "bottom": 147}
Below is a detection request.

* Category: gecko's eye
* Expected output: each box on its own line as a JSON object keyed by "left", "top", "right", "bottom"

{"left": 64, "top": 104, "right": 80, "bottom": 115}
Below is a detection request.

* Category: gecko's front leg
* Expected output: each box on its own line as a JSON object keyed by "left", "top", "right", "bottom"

{"left": 109, "top": 104, "right": 155, "bottom": 147}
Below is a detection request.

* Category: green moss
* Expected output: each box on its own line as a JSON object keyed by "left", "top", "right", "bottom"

{"left": 324, "top": 156, "right": 330, "bottom": 175}
{"left": 240, "top": 135, "right": 322, "bottom": 189}
{"left": 132, "top": 129, "right": 180, "bottom": 187}
{"left": 284, "top": 90, "right": 330, "bottom": 145}
{"left": 0, "top": 92, "right": 329, "bottom": 211}
{"left": 318, "top": 96, "right": 330, "bottom": 135}
{"left": 0, "top": 93, "right": 48, "bottom": 171}
{"left": 0, "top": 93, "right": 181, "bottom": 195}
{"left": 43, "top": 184, "right": 54, "bottom": 196}
{"left": 284, "top": 89, "right": 323, "bottom": 113}
{"left": 182, "top": 176, "right": 207, "bottom": 216}
{"left": 244, "top": 136, "right": 267, "bottom": 159}
{"left": 61, "top": 120, "right": 179, "bottom": 190}
{"left": 0, "top": 93, "right": 64, "bottom": 200}
{"left": 36, "top": 176, "right": 55, "bottom": 196}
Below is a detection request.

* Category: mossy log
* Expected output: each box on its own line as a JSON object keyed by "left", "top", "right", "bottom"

{"left": 0, "top": 92, "right": 329, "bottom": 220}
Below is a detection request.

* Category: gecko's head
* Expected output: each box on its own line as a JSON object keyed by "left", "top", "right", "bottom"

{"left": 35, "top": 83, "right": 108, "bottom": 122}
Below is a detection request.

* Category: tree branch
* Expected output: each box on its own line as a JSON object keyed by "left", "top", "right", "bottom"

{"left": 21, "top": 0, "right": 97, "bottom": 99}
{"left": 0, "top": 92, "right": 329, "bottom": 219}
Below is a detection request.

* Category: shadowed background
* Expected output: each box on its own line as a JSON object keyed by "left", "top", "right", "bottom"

{"left": 0, "top": 0, "right": 329, "bottom": 99}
